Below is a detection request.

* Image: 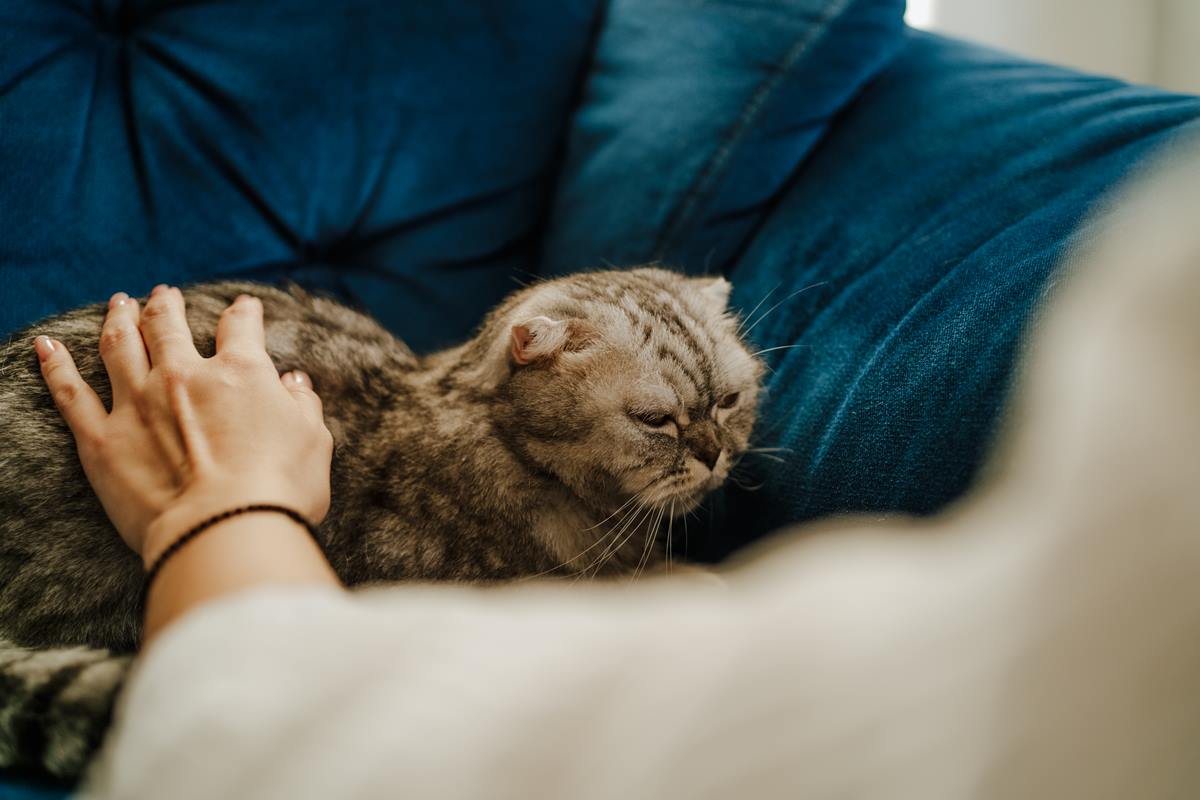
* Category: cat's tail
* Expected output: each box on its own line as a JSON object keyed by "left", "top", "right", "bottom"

{"left": 0, "top": 638, "right": 131, "bottom": 780}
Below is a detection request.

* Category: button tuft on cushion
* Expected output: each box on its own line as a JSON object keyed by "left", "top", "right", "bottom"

{"left": 0, "top": 0, "right": 604, "bottom": 353}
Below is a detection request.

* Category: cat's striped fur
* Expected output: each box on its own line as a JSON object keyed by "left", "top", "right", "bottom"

{"left": 0, "top": 268, "right": 763, "bottom": 779}
{"left": 0, "top": 639, "right": 130, "bottom": 776}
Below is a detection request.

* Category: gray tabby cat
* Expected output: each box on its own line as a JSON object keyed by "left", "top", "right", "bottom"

{"left": 0, "top": 267, "right": 762, "bottom": 779}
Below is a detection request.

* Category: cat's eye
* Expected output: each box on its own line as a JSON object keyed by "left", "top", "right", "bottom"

{"left": 717, "top": 392, "right": 740, "bottom": 409}
{"left": 632, "top": 411, "right": 674, "bottom": 429}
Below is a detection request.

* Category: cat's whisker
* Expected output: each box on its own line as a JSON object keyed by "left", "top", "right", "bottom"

{"left": 522, "top": 494, "right": 644, "bottom": 582}
{"left": 744, "top": 451, "right": 786, "bottom": 464}
{"left": 651, "top": 502, "right": 668, "bottom": 569}
{"left": 682, "top": 504, "right": 690, "bottom": 560}
{"left": 622, "top": 502, "right": 662, "bottom": 573}
{"left": 571, "top": 472, "right": 674, "bottom": 580}
{"left": 587, "top": 502, "right": 656, "bottom": 579}
{"left": 632, "top": 504, "right": 663, "bottom": 580}
{"left": 641, "top": 501, "right": 670, "bottom": 579}
{"left": 749, "top": 344, "right": 811, "bottom": 358}
{"left": 641, "top": 470, "right": 693, "bottom": 507}
{"left": 736, "top": 283, "right": 781, "bottom": 337}
{"left": 618, "top": 500, "right": 662, "bottom": 570}
{"left": 728, "top": 461, "right": 767, "bottom": 485}
{"left": 568, "top": 522, "right": 628, "bottom": 583}
{"left": 510, "top": 266, "right": 545, "bottom": 287}
{"left": 665, "top": 500, "right": 676, "bottom": 575}
{"left": 523, "top": 477, "right": 665, "bottom": 581}
{"left": 741, "top": 280, "right": 829, "bottom": 338}
{"left": 727, "top": 461, "right": 765, "bottom": 486}
{"left": 577, "top": 498, "right": 652, "bottom": 580}
{"left": 579, "top": 493, "right": 641, "bottom": 535}
{"left": 570, "top": 501, "right": 647, "bottom": 581}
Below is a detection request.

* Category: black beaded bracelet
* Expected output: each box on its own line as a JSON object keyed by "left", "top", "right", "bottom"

{"left": 142, "top": 504, "right": 321, "bottom": 602}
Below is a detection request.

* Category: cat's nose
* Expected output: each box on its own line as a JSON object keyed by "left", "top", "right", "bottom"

{"left": 694, "top": 446, "right": 721, "bottom": 471}
{"left": 683, "top": 420, "right": 722, "bottom": 471}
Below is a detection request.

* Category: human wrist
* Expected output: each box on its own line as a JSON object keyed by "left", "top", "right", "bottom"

{"left": 143, "top": 505, "right": 321, "bottom": 592}
{"left": 141, "top": 509, "right": 339, "bottom": 645}
{"left": 143, "top": 482, "right": 322, "bottom": 569}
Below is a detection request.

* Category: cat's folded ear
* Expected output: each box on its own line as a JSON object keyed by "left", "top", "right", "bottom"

{"left": 695, "top": 276, "right": 732, "bottom": 315}
{"left": 510, "top": 316, "right": 596, "bottom": 365}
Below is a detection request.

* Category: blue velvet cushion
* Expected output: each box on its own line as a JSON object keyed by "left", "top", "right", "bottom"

{"left": 539, "top": 0, "right": 906, "bottom": 273}
{"left": 699, "top": 30, "right": 1200, "bottom": 557}
{"left": 0, "top": 0, "right": 601, "bottom": 351}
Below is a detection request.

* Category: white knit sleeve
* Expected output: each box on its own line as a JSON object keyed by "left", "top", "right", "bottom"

{"left": 79, "top": 491, "right": 1200, "bottom": 800}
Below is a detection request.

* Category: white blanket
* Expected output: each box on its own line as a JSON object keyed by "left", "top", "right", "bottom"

{"left": 81, "top": 146, "right": 1200, "bottom": 800}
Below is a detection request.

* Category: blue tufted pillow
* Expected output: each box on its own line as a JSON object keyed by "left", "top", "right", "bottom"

{"left": 0, "top": 0, "right": 601, "bottom": 351}
{"left": 701, "top": 31, "right": 1200, "bottom": 557}
{"left": 538, "top": 0, "right": 906, "bottom": 274}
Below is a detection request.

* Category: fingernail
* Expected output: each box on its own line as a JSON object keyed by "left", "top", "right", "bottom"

{"left": 109, "top": 292, "right": 129, "bottom": 308}
{"left": 33, "top": 336, "right": 56, "bottom": 361}
{"left": 287, "top": 370, "right": 311, "bottom": 388}
{"left": 151, "top": 284, "right": 168, "bottom": 297}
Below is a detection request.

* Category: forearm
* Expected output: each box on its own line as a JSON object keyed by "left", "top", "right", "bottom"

{"left": 142, "top": 511, "right": 341, "bottom": 645}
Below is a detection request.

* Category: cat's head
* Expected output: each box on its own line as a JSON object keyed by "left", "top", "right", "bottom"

{"left": 484, "top": 267, "right": 764, "bottom": 515}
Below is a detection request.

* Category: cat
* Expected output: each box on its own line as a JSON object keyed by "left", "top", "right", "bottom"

{"left": 0, "top": 267, "right": 763, "bottom": 779}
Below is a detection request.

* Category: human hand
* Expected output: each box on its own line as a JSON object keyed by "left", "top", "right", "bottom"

{"left": 35, "top": 285, "right": 334, "bottom": 567}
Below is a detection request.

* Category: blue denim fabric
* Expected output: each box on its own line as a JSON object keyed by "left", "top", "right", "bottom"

{"left": 539, "top": 0, "right": 906, "bottom": 274}
{"left": 695, "top": 30, "right": 1200, "bottom": 558}
{"left": 0, "top": 0, "right": 601, "bottom": 352}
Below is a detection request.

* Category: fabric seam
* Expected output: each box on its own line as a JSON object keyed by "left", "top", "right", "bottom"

{"left": 651, "top": 0, "right": 853, "bottom": 260}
